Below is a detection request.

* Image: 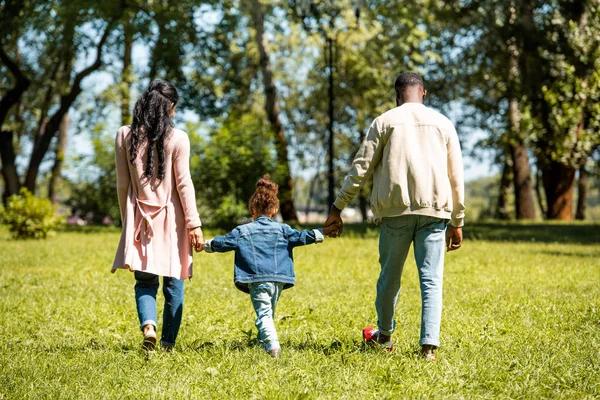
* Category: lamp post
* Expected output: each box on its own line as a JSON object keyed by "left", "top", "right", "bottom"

{"left": 296, "top": 0, "right": 360, "bottom": 208}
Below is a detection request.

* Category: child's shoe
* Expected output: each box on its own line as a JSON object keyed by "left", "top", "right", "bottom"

{"left": 142, "top": 325, "right": 157, "bottom": 351}
{"left": 362, "top": 326, "right": 394, "bottom": 351}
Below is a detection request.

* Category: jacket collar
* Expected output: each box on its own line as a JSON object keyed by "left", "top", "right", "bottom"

{"left": 255, "top": 215, "right": 273, "bottom": 222}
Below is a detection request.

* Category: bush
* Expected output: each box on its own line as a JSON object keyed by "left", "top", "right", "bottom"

{"left": 190, "top": 112, "right": 277, "bottom": 229}
{"left": 1, "top": 188, "right": 64, "bottom": 239}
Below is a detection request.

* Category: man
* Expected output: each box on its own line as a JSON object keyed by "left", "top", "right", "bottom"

{"left": 325, "top": 72, "right": 465, "bottom": 361}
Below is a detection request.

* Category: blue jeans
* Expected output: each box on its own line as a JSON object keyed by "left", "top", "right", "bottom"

{"left": 376, "top": 215, "right": 447, "bottom": 347}
{"left": 249, "top": 282, "right": 284, "bottom": 352}
{"left": 134, "top": 271, "right": 184, "bottom": 347}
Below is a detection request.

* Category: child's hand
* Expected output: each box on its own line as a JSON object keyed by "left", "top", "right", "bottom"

{"left": 323, "top": 222, "right": 342, "bottom": 236}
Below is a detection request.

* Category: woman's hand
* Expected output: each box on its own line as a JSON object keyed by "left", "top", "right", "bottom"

{"left": 189, "top": 226, "right": 204, "bottom": 252}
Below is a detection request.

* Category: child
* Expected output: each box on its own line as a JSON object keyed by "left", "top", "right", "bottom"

{"left": 203, "top": 175, "right": 339, "bottom": 357}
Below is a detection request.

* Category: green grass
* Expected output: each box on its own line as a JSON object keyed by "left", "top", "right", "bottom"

{"left": 0, "top": 223, "right": 599, "bottom": 399}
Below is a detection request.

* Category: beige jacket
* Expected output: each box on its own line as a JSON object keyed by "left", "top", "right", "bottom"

{"left": 112, "top": 126, "right": 202, "bottom": 279}
{"left": 333, "top": 102, "right": 465, "bottom": 227}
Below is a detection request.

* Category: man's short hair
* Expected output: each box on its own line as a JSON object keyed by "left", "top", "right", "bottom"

{"left": 394, "top": 72, "right": 424, "bottom": 94}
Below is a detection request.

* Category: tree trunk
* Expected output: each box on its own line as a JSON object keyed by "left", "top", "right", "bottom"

{"left": 575, "top": 166, "right": 587, "bottom": 220}
{"left": 248, "top": 0, "right": 297, "bottom": 222}
{"left": 121, "top": 15, "right": 133, "bottom": 126}
{"left": 0, "top": 45, "right": 30, "bottom": 133}
{"left": 304, "top": 171, "right": 319, "bottom": 223}
{"left": 541, "top": 160, "right": 576, "bottom": 220}
{"left": 0, "top": 131, "right": 20, "bottom": 203}
{"left": 510, "top": 139, "right": 536, "bottom": 219}
{"left": 507, "top": 32, "right": 536, "bottom": 220}
{"left": 0, "top": 44, "right": 28, "bottom": 203}
{"left": 496, "top": 153, "right": 511, "bottom": 220}
{"left": 48, "top": 114, "right": 69, "bottom": 204}
{"left": 535, "top": 168, "right": 546, "bottom": 218}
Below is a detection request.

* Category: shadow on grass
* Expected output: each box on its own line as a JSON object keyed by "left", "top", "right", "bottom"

{"left": 540, "top": 250, "right": 600, "bottom": 258}
{"left": 462, "top": 222, "right": 600, "bottom": 244}
{"left": 325, "top": 221, "right": 600, "bottom": 244}
{"left": 188, "top": 337, "right": 421, "bottom": 358}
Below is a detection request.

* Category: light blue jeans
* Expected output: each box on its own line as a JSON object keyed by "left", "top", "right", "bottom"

{"left": 134, "top": 271, "right": 184, "bottom": 347}
{"left": 376, "top": 215, "right": 447, "bottom": 347}
{"left": 249, "top": 282, "right": 284, "bottom": 352}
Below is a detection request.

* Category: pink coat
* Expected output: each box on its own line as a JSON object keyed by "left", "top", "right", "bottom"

{"left": 112, "top": 126, "right": 201, "bottom": 279}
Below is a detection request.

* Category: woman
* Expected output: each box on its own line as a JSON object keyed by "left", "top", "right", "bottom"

{"left": 112, "top": 80, "right": 203, "bottom": 351}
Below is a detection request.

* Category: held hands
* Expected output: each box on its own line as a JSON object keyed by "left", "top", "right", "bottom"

{"left": 323, "top": 221, "right": 342, "bottom": 236}
{"left": 445, "top": 226, "right": 463, "bottom": 252}
{"left": 189, "top": 226, "right": 204, "bottom": 252}
{"left": 324, "top": 205, "right": 343, "bottom": 238}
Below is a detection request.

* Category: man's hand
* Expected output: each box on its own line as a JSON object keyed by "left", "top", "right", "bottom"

{"left": 446, "top": 226, "right": 462, "bottom": 251}
{"left": 189, "top": 226, "right": 204, "bottom": 252}
{"left": 323, "top": 222, "right": 342, "bottom": 236}
{"left": 325, "top": 205, "right": 343, "bottom": 238}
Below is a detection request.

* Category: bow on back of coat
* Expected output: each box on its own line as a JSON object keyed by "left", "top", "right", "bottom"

{"left": 134, "top": 198, "right": 170, "bottom": 261}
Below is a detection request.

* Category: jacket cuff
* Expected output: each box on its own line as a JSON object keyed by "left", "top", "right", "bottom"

{"left": 451, "top": 217, "right": 464, "bottom": 228}
{"left": 333, "top": 197, "right": 347, "bottom": 211}
{"left": 204, "top": 239, "right": 214, "bottom": 253}
{"left": 313, "top": 229, "right": 324, "bottom": 243}
{"left": 188, "top": 217, "right": 202, "bottom": 229}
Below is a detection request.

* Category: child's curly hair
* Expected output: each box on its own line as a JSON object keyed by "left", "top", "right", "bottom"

{"left": 249, "top": 174, "right": 280, "bottom": 216}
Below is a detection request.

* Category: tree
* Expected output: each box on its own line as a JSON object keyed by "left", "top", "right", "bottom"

{"left": 47, "top": 114, "right": 68, "bottom": 203}
{"left": 518, "top": 0, "right": 600, "bottom": 220}
{"left": 0, "top": 0, "right": 126, "bottom": 200}
{"left": 0, "top": 0, "right": 31, "bottom": 202}
{"left": 286, "top": 0, "right": 434, "bottom": 218}
{"left": 190, "top": 113, "right": 277, "bottom": 228}
{"left": 427, "top": 0, "right": 538, "bottom": 220}
{"left": 248, "top": 0, "right": 298, "bottom": 222}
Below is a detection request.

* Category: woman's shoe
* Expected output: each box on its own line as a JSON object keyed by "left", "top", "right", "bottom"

{"left": 142, "top": 325, "right": 157, "bottom": 351}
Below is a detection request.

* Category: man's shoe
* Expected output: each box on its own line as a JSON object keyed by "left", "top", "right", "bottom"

{"left": 362, "top": 326, "right": 393, "bottom": 351}
{"left": 420, "top": 345, "right": 437, "bottom": 362}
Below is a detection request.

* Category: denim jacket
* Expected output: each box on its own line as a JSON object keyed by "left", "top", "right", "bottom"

{"left": 204, "top": 216, "right": 324, "bottom": 293}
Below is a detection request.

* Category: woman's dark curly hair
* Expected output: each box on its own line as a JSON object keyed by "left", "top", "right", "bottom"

{"left": 249, "top": 174, "right": 280, "bottom": 216}
{"left": 130, "top": 80, "right": 179, "bottom": 180}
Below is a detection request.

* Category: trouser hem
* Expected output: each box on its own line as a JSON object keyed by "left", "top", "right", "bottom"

{"left": 140, "top": 320, "right": 157, "bottom": 331}
{"left": 419, "top": 339, "right": 440, "bottom": 348}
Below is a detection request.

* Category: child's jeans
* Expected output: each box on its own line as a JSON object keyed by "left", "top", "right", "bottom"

{"left": 249, "top": 282, "right": 284, "bottom": 351}
{"left": 376, "top": 215, "right": 447, "bottom": 348}
{"left": 134, "top": 271, "right": 184, "bottom": 347}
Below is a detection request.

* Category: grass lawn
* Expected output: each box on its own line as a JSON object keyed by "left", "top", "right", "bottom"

{"left": 0, "top": 223, "right": 599, "bottom": 399}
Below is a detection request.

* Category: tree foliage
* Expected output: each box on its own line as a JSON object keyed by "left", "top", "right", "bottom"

{"left": 190, "top": 112, "right": 276, "bottom": 228}
{"left": 2, "top": 0, "right": 600, "bottom": 225}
